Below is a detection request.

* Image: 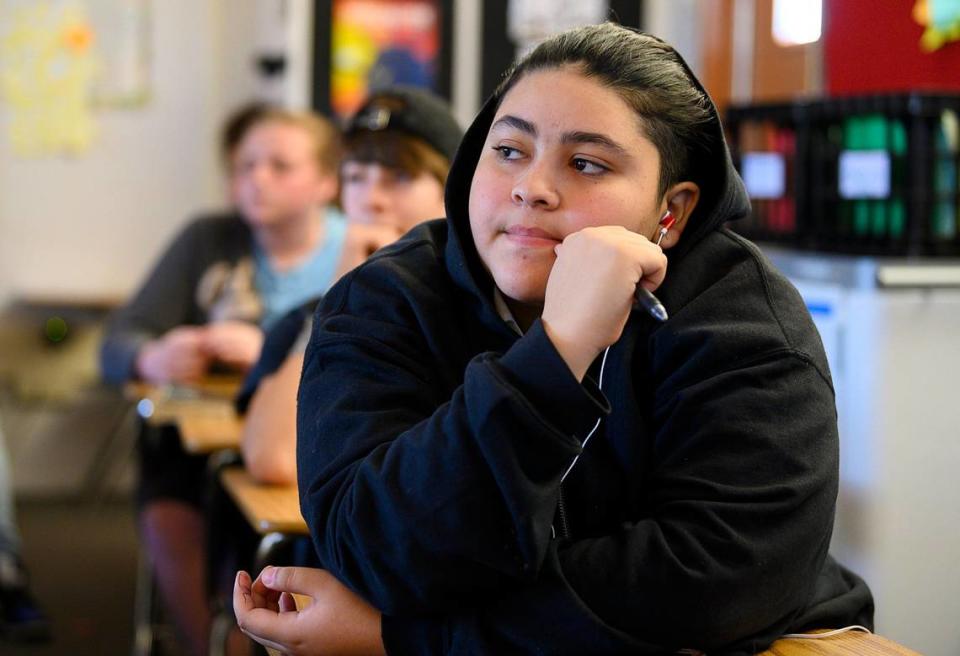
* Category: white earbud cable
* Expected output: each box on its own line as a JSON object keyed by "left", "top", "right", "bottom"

{"left": 560, "top": 345, "right": 611, "bottom": 483}
{"left": 781, "top": 625, "right": 872, "bottom": 640}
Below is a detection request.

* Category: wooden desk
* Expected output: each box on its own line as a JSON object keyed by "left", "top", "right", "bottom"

{"left": 19, "top": 292, "right": 126, "bottom": 312}
{"left": 220, "top": 466, "right": 307, "bottom": 535}
{"left": 176, "top": 406, "right": 243, "bottom": 454}
{"left": 255, "top": 627, "right": 916, "bottom": 656}
{"left": 125, "top": 377, "right": 244, "bottom": 452}
{"left": 124, "top": 375, "right": 242, "bottom": 404}
{"left": 757, "top": 630, "right": 920, "bottom": 655}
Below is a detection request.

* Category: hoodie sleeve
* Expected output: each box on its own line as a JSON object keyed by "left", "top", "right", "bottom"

{"left": 296, "top": 268, "right": 608, "bottom": 616}
{"left": 100, "top": 218, "right": 210, "bottom": 384}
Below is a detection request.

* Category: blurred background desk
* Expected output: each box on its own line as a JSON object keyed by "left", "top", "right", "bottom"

{"left": 124, "top": 377, "right": 243, "bottom": 453}
{"left": 219, "top": 466, "right": 306, "bottom": 538}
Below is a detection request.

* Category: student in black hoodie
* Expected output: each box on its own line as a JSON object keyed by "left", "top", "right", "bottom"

{"left": 234, "top": 24, "right": 873, "bottom": 655}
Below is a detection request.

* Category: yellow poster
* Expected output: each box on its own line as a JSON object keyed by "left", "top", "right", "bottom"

{"left": 0, "top": 0, "right": 98, "bottom": 155}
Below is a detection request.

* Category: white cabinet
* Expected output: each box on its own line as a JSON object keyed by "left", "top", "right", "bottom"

{"left": 768, "top": 248, "right": 960, "bottom": 656}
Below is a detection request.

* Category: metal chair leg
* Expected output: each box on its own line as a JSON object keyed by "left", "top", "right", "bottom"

{"left": 131, "top": 548, "right": 155, "bottom": 656}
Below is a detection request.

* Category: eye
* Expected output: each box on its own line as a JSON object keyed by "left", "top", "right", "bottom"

{"left": 391, "top": 169, "right": 413, "bottom": 183}
{"left": 234, "top": 155, "right": 256, "bottom": 173}
{"left": 492, "top": 145, "right": 523, "bottom": 161}
{"left": 572, "top": 158, "right": 608, "bottom": 175}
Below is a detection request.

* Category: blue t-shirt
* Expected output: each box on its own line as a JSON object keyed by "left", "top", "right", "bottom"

{"left": 254, "top": 207, "right": 347, "bottom": 330}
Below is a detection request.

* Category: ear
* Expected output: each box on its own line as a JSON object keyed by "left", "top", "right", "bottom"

{"left": 657, "top": 181, "right": 700, "bottom": 249}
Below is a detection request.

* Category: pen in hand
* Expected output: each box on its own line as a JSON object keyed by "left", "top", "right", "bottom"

{"left": 633, "top": 211, "right": 674, "bottom": 322}
{"left": 634, "top": 285, "right": 668, "bottom": 322}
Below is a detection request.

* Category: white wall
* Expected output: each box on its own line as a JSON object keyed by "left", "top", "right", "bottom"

{"left": 216, "top": 1, "right": 263, "bottom": 116}
{"left": 0, "top": 1, "right": 262, "bottom": 304}
{"left": 643, "top": 0, "right": 704, "bottom": 79}
{"left": 452, "top": 0, "right": 482, "bottom": 128}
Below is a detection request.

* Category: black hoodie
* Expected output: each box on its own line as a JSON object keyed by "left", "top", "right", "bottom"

{"left": 297, "top": 51, "right": 873, "bottom": 655}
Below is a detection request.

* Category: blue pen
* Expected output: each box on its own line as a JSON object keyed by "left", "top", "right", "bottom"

{"left": 634, "top": 286, "right": 668, "bottom": 322}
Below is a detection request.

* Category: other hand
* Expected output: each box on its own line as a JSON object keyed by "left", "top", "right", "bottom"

{"left": 234, "top": 566, "right": 385, "bottom": 656}
{"left": 333, "top": 224, "right": 405, "bottom": 281}
{"left": 201, "top": 321, "right": 264, "bottom": 370}
{"left": 135, "top": 326, "right": 212, "bottom": 384}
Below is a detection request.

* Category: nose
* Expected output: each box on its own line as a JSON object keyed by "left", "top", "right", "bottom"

{"left": 511, "top": 159, "right": 559, "bottom": 209}
{"left": 363, "top": 182, "right": 389, "bottom": 215}
{"left": 351, "top": 179, "right": 391, "bottom": 225}
{"left": 246, "top": 162, "right": 271, "bottom": 188}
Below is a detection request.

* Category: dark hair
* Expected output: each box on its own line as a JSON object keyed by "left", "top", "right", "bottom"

{"left": 495, "top": 23, "right": 714, "bottom": 198}
{"left": 220, "top": 101, "right": 273, "bottom": 167}
{"left": 344, "top": 129, "right": 452, "bottom": 186}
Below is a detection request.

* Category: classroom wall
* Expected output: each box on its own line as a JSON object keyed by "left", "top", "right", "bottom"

{"left": 0, "top": 1, "right": 268, "bottom": 304}
{"left": 642, "top": 0, "right": 704, "bottom": 80}
{"left": 451, "top": 0, "right": 482, "bottom": 129}
{"left": 0, "top": 194, "right": 10, "bottom": 307}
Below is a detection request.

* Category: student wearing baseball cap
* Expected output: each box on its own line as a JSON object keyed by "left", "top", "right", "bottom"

{"left": 331, "top": 85, "right": 464, "bottom": 278}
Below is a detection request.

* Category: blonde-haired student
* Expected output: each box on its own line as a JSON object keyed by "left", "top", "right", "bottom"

{"left": 101, "top": 104, "right": 345, "bottom": 656}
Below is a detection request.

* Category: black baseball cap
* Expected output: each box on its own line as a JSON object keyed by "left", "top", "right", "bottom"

{"left": 345, "top": 86, "right": 463, "bottom": 162}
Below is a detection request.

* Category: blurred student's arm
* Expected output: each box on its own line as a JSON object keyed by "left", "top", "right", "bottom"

{"left": 241, "top": 353, "right": 302, "bottom": 485}
{"left": 100, "top": 218, "right": 216, "bottom": 385}
{"left": 332, "top": 223, "right": 403, "bottom": 281}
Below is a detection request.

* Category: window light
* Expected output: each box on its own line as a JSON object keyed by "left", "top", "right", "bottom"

{"left": 772, "top": 0, "right": 823, "bottom": 46}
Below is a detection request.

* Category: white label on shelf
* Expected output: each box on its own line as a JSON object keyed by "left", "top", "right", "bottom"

{"left": 839, "top": 150, "right": 891, "bottom": 199}
{"left": 741, "top": 152, "right": 786, "bottom": 199}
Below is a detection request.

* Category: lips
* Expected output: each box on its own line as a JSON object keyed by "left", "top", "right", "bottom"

{"left": 503, "top": 225, "right": 561, "bottom": 247}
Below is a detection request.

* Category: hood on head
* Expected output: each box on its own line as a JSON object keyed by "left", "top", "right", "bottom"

{"left": 443, "top": 30, "right": 751, "bottom": 305}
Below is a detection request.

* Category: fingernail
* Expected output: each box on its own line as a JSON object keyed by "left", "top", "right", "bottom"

{"left": 262, "top": 566, "right": 275, "bottom": 585}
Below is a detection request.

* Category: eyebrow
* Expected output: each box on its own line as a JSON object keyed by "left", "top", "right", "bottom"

{"left": 561, "top": 131, "right": 630, "bottom": 157}
{"left": 490, "top": 115, "right": 537, "bottom": 135}
{"left": 490, "top": 115, "right": 631, "bottom": 158}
